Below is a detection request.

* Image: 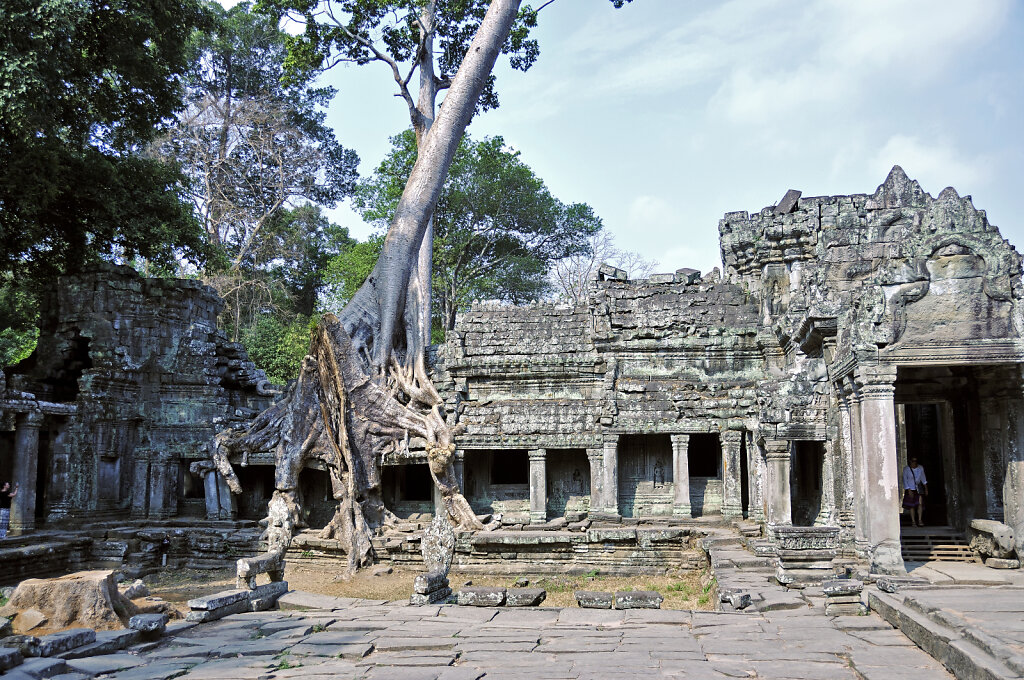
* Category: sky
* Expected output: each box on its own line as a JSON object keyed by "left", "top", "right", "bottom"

{"left": 264, "top": 0, "right": 1024, "bottom": 277}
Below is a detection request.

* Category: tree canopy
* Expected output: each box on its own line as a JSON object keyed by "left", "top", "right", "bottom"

{"left": 357, "top": 129, "right": 602, "bottom": 334}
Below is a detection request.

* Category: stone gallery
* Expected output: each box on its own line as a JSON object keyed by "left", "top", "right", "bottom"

{"left": 2, "top": 167, "right": 1022, "bottom": 579}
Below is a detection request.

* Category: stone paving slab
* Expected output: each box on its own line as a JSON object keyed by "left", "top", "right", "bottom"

{"left": 52, "top": 594, "right": 954, "bottom": 680}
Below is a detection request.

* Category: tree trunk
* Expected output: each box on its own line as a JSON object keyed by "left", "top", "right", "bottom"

{"left": 213, "top": 0, "right": 522, "bottom": 574}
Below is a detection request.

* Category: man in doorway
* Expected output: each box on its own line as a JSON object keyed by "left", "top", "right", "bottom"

{"left": 902, "top": 457, "right": 929, "bottom": 527}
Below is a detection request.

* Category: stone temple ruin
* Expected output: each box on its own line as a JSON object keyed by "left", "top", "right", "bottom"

{"left": 2, "top": 167, "right": 1022, "bottom": 584}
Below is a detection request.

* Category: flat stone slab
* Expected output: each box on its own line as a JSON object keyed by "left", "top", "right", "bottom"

{"left": 38, "top": 629, "right": 96, "bottom": 657}
{"left": 823, "top": 579, "right": 864, "bottom": 596}
{"left": 574, "top": 591, "right": 612, "bottom": 609}
{"left": 923, "top": 562, "right": 1011, "bottom": 585}
{"left": 505, "top": 588, "right": 546, "bottom": 607}
{"left": 457, "top": 587, "right": 506, "bottom": 607}
{"left": 278, "top": 591, "right": 358, "bottom": 611}
{"left": 613, "top": 591, "right": 663, "bottom": 609}
{"left": 187, "top": 589, "right": 250, "bottom": 611}
{"left": 66, "top": 653, "right": 145, "bottom": 675}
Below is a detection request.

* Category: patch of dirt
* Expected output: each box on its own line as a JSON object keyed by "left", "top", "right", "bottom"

{"left": 145, "top": 565, "right": 715, "bottom": 612}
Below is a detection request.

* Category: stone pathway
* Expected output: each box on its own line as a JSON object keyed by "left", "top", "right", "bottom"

{"left": 44, "top": 594, "right": 950, "bottom": 680}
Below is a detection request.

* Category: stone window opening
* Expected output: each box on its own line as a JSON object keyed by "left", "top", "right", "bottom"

{"left": 382, "top": 463, "right": 435, "bottom": 519}
{"left": 491, "top": 450, "right": 528, "bottom": 485}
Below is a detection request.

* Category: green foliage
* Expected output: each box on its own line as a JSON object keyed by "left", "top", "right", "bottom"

{"left": 323, "top": 234, "right": 385, "bottom": 312}
{"left": 0, "top": 0, "right": 211, "bottom": 284}
{"left": 240, "top": 314, "right": 318, "bottom": 384}
{"left": 357, "top": 129, "right": 602, "bottom": 336}
{"left": 0, "top": 274, "right": 40, "bottom": 368}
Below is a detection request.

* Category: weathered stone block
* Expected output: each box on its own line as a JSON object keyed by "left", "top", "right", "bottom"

{"left": 822, "top": 579, "right": 863, "bottom": 597}
{"left": 575, "top": 591, "right": 612, "bottom": 609}
{"left": 410, "top": 587, "right": 451, "bottom": 606}
{"left": 457, "top": 587, "right": 506, "bottom": 607}
{"left": 613, "top": 591, "right": 663, "bottom": 610}
{"left": 985, "top": 557, "right": 1020, "bottom": 569}
{"left": 128, "top": 614, "right": 167, "bottom": 637}
{"left": 37, "top": 628, "right": 95, "bottom": 657}
{"left": 825, "top": 602, "right": 867, "bottom": 616}
{"left": 249, "top": 581, "right": 288, "bottom": 611}
{"left": 0, "top": 647, "right": 22, "bottom": 672}
{"left": 506, "top": 588, "right": 546, "bottom": 607}
{"left": 413, "top": 571, "right": 449, "bottom": 595}
{"left": 187, "top": 589, "right": 249, "bottom": 611}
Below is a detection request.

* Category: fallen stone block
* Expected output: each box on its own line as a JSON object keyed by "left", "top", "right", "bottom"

{"left": 985, "top": 557, "right": 1020, "bottom": 569}
{"left": 37, "top": 629, "right": 96, "bottom": 657}
{"left": 185, "top": 597, "right": 251, "bottom": 623}
{"left": 1, "top": 635, "right": 40, "bottom": 657}
{"left": 613, "top": 591, "right": 663, "bottom": 610}
{"left": 249, "top": 581, "right": 289, "bottom": 611}
{"left": 128, "top": 613, "right": 168, "bottom": 638}
{"left": 121, "top": 580, "right": 149, "bottom": 600}
{"left": 186, "top": 589, "right": 249, "bottom": 611}
{"left": 726, "top": 591, "right": 751, "bottom": 611}
{"left": 410, "top": 587, "right": 451, "bottom": 606}
{"left": 0, "top": 618, "right": 11, "bottom": 638}
{"left": 20, "top": 656, "right": 67, "bottom": 677}
{"left": 457, "top": 587, "right": 506, "bottom": 607}
{"left": 414, "top": 571, "right": 449, "bottom": 595}
{"left": 822, "top": 579, "right": 863, "bottom": 596}
{"left": 574, "top": 591, "right": 613, "bottom": 609}
{"left": 60, "top": 629, "right": 140, "bottom": 659}
{"left": 506, "top": 588, "right": 546, "bottom": 607}
{"left": 15, "top": 609, "right": 47, "bottom": 633}
{"left": 0, "top": 647, "right": 23, "bottom": 672}
{"left": 876, "top": 578, "right": 900, "bottom": 593}
{"left": 825, "top": 602, "right": 867, "bottom": 616}
{"left": 826, "top": 594, "right": 863, "bottom": 605}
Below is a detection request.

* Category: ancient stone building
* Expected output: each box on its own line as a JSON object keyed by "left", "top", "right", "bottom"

{"left": 429, "top": 167, "right": 1024, "bottom": 574}
{"left": 0, "top": 263, "right": 277, "bottom": 533}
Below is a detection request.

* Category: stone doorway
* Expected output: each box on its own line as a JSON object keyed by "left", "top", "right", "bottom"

{"left": 791, "top": 441, "right": 824, "bottom": 526}
{"left": 545, "top": 449, "right": 590, "bottom": 518}
{"left": 618, "top": 434, "right": 673, "bottom": 517}
{"left": 688, "top": 433, "right": 722, "bottom": 516}
{"left": 382, "top": 463, "right": 434, "bottom": 518}
{"left": 896, "top": 402, "right": 949, "bottom": 527}
{"left": 235, "top": 465, "right": 274, "bottom": 521}
{"left": 463, "top": 449, "right": 530, "bottom": 520}
{"left": 298, "top": 467, "right": 334, "bottom": 531}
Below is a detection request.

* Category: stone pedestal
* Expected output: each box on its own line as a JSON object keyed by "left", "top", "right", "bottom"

{"left": 10, "top": 411, "right": 43, "bottom": 535}
{"left": 722, "top": 430, "right": 743, "bottom": 518}
{"left": 670, "top": 434, "right": 691, "bottom": 518}
{"left": 764, "top": 438, "right": 792, "bottom": 527}
{"left": 529, "top": 449, "right": 547, "bottom": 524}
{"left": 774, "top": 525, "right": 840, "bottom": 587}
{"left": 855, "top": 365, "right": 905, "bottom": 575}
{"left": 603, "top": 436, "right": 620, "bottom": 516}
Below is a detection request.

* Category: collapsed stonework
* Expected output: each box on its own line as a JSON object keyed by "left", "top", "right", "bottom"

{"left": 0, "top": 263, "right": 277, "bottom": 535}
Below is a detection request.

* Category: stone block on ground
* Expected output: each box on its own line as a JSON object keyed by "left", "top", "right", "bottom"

{"left": 59, "top": 630, "right": 140, "bottom": 659}
{"left": 506, "top": 588, "right": 546, "bottom": 607}
{"left": 37, "top": 629, "right": 95, "bottom": 657}
{"left": 249, "top": 581, "right": 289, "bottom": 611}
{"left": 414, "top": 571, "right": 449, "bottom": 595}
{"left": 457, "top": 587, "right": 505, "bottom": 607}
{"left": 825, "top": 602, "right": 868, "bottom": 616}
{"left": 0, "top": 571, "right": 138, "bottom": 633}
{"left": 121, "top": 580, "right": 149, "bottom": 600}
{"left": 410, "top": 587, "right": 452, "bottom": 606}
{"left": 128, "top": 613, "right": 168, "bottom": 638}
{"left": 422, "top": 516, "right": 456, "bottom": 576}
{"left": 19, "top": 657, "right": 67, "bottom": 677}
{"left": 0, "top": 647, "right": 23, "bottom": 672}
{"left": 985, "top": 557, "right": 1020, "bottom": 569}
{"left": 826, "top": 594, "right": 864, "bottom": 605}
{"left": 822, "top": 579, "right": 863, "bottom": 596}
{"left": 613, "top": 591, "right": 663, "bottom": 610}
{"left": 574, "top": 591, "right": 613, "bottom": 609}
{"left": 186, "top": 589, "right": 249, "bottom": 611}
{"left": 725, "top": 591, "right": 751, "bottom": 611}
{"left": 2, "top": 635, "right": 41, "bottom": 657}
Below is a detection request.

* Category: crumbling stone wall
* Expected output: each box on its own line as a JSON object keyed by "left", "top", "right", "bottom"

{"left": 3, "top": 263, "right": 276, "bottom": 525}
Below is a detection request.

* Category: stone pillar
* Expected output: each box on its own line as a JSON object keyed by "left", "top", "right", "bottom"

{"left": 1005, "top": 395, "right": 1024, "bottom": 558}
{"left": 819, "top": 440, "right": 837, "bottom": 525}
{"left": 528, "top": 449, "right": 547, "bottom": 524}
{"left": 45, "top": 419, "right": 72, "bottom": 522}
{"left": 747, "top": 432, "right": 766, "bottom": 522}
{"left": 147, "top": 459, "right": 178, "bottom": 520}
{"left": 203, "top": 470, "right": 221, "bottom": 519}
{"left": 721, "top": 430, "right": 743, "bottom": 518}
{"left": 586, "top": 448, "right": 604, "bottom": 515}
{"left": 670, "top": 434, "right": 691, "bottom": 518}
{"left": 454, "top": 450, "right": 466, "bottom": 491}
{"left": 846, "top": 377, "right": 870, "bottom": 552}
{"left": 603, "top": 435, "right": 619, "bottom": 516}
{"left": 855, "top": 364, "right": 905, "bottom": 575}
{"left": 131, "top": 458, "right": 150, "bottom": 519}
{"left": 216, "top": 473, "right": 236, "bottom": 519}
{"left": 10, "top": 410, "right": 43, "bottom": 535}
{"left": 764, "top": 438, "right": 792, "bottom": 527}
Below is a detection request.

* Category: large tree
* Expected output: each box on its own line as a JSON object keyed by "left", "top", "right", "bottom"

{"left": 359, "top": 129, "right": 602, "bottom": 334}
{"left": 214, "top": 0, "right": 632, "bottom": 573}
{"left": 0, "top": 0, "right": 210, "bottom": 363}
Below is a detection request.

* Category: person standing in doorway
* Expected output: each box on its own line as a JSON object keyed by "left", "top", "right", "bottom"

{"left": 0, "top": 482, "right": 18, "bottom": 538}
{"left": 902, "top": 457, "right": 928, "bottom": 527}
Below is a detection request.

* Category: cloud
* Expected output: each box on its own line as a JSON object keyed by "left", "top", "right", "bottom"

{"left": 623, "top": 195, "right": 721, "bottom": 273}
{"left": 871, "top": 135, "right": 992, "bottom": 194}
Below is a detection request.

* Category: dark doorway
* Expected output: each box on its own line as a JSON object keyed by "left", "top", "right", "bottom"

{"left": 740, "top": 433, "right": 750, "bottom": 518}
{"left": 899, "top": 403, "right": 948, "bottom": 527}
{"left": 688, "top": 433, "right": 722, "bottom": 516}
{"left": 298, "top": 467, "right": 335, "bottom": 531}
{"left": 382, "top": 463, "right": 434, "bottom": 518}
{"left": 463, "top": 450, "right": 529, "bottom": 518}
{"left": 791, "top": 441, "right": 824, "bottom": 526}
{"left": 236, "top": 465, "right": 275, "bottom": 521}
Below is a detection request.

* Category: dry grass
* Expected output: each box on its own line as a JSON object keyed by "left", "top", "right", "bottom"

{"left": 147, "top": 565, "right": 716, "bottom": 612}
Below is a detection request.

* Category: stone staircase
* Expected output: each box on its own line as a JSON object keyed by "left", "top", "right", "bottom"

{"left": 868, "top": 588, "right": 1024, "bottom": 680}
{"left": 901, "top": 526, "right": 979, "bottom": 563}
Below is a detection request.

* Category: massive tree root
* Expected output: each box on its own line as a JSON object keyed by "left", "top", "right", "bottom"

{"left": 210, "top": 0, "right": 522, "bottom": 575}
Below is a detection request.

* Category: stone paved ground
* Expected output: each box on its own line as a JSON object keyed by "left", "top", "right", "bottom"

{"left": 83, "top": 596, "right": 953, "bottom": 680}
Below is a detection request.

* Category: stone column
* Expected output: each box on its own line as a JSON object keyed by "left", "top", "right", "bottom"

{"left": 1005, "top": 394, "right": 1024, "bottom": 558}
{"left": 603, "top": 435, "right": 619, "bottom": 516}
{"left": 764, "top": 438, "right": 792, "bottom": 527}
{"left": 10, "top": 410, "right": 43, "bottom": 535}
{"left": 586, "top": 448, "right": 604, "bottom": 515}
{"left": 45, "top": 419, "right": 72, "bottom": 522}
{"left": 747, "top": 432, "right": 766, "bottom": 522}
{"left": 721, "top": 430, "right": 743, "bottom": 518}
{"left": 528, "top": 449, "right": 547, "bottom": 524}
{"left": 131, "top": 458, "right": 150, "bottom": 519}
{"left": 670, "top": 434, "right": 691, "bottom": 518}
{"left": 203, "top": 470, "right": 221, "bottom": 519}
{"left": 454, "top": 450, "right": 466, "bottom": 491}
{"left": 819, "top": 440, "right": 837, "bottom": 525}
{"left": 855, "top": 364, "right": 905, "bottom": 575}
{"left": 147, "top": 459, "right": 178, "bottom": 520}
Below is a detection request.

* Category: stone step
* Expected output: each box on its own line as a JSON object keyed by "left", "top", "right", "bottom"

{"left": 868, "top": 590, "right": 1020, "bottom": 680}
